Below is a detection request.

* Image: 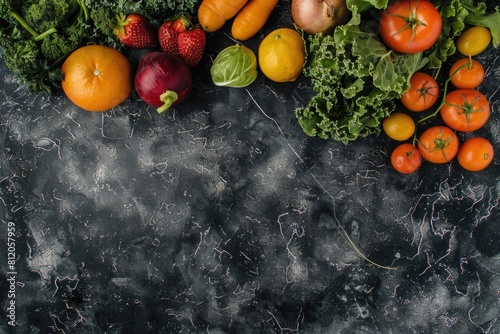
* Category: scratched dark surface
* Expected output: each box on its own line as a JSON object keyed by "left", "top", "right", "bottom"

{"left": 1, "top": 2, "right": 499, "bottom": 334}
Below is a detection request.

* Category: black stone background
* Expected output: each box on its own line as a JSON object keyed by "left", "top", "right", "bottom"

{"left": 0, "top": 1, "right": 499, "bottom": 333}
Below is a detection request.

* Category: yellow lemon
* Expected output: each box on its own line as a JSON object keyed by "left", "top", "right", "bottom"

{"left": 258, "top": 28, "right": 305, "bottom": 83}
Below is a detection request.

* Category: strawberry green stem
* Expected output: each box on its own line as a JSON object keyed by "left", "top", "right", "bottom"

{"left": 110, "top": 13, "right": 128, "bottom": 36}
{"left": 157, "top": 91, "right": 178, "bottom": 113}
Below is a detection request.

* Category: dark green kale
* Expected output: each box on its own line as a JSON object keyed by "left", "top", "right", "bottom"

{"left": 0, "top": 0, "right": 91, "bottom": 92}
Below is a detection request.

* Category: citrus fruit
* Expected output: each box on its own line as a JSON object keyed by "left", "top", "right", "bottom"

{"left": 258, "top": 28, "right": 305, "bottom": 83}
{"left": 61, "top": 45, "right": 132, "bottom": 112}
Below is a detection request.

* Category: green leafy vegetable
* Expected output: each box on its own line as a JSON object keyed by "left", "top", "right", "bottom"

{"left": 0, "top": 0, "right": 91, "bottom": 92}
{"left": 210, "top": 44, "right": 258, "bottom": 88}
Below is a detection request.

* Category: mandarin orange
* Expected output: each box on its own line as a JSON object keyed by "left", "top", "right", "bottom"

{"left": 62, "top": 45, "right": 132, "bottom": 112}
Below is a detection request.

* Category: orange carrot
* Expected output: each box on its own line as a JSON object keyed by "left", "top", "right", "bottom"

{"left": 197, "top": 0, "right": 248, "bottom": 33}
{"left": 231, "top": 0, "right": 279, "bottom": 41}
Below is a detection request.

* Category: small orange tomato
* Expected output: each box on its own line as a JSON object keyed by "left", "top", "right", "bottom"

{"left": 418, "top": 126, "right": 459, "bottom": 164}
{"left": 391, "top": 143, "right": 422, "bottom": 174}
{"left": 440, "top": 89, "right": 490, "bottom": 132}
{"left": 449, "top": 58, "right": 485, "bottom": 89}
{"left": 457, "top": 137, "right": 494, "bottom": 171}
{"left": 401, "top": 72, "right": 439, "bottom": 112}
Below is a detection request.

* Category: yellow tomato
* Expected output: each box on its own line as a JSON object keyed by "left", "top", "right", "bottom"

{"left": 382, "top": 112, "right": 415, "bottom": 141}
{"left": 456, "top": 26, "right": 491, "bottom": 56}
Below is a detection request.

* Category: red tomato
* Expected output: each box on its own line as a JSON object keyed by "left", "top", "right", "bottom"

{"left": 418, "top": 126, "right": 459, "bottom": 164}
{"left": 457, "top": 137, "right": 494, "bottom": 171}
{"left": 440, "top": 89, "right": 490, "bottom": 132}
{"left": 391, "top": 143, "right": 422, "bottom": 174}
{"left": 449, "top": 58, "right": 485, "bottom": 89}
{"left": 400, "top": 72, "right": 439, "bottom": 112}
{"left": 379, "top": 0, "right": 442, "bottom": 54}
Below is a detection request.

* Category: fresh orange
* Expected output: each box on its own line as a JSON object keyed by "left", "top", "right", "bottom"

{"left": 61, "top": 45, "right": 132, "bottom": 112}
{"left": 258, "top": 28, "right": 305, "bottom": 83}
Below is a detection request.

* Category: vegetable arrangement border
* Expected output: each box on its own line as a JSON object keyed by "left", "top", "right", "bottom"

{"left": 0, "top": 0, "right": 499, "bottom": 150}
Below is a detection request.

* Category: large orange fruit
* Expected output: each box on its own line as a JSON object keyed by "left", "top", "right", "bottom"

{"left": 62, "top": 45, "right": 132, "bottom": 112}
{"left": 258, "top": 28, "right": 305, "bottom": 83}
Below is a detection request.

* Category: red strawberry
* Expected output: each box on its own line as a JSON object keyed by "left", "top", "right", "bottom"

{"left": 178, "top": 28, "right": 206, "bottom": 67}
{"left": 158, "top": 16, "right": 190, "bottom": 55}
{"left": 111, "top": 13, "right": 158, "bottom": 49}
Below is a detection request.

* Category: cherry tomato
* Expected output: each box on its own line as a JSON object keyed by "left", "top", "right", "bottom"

{"left": 457, "top": 137, "right": 494, "bottom": 172}
{"left": 449, "top": 58, "right": 485, "bottom": 89}
{"left": 440, "top": 89, "right": 490, "bottom": 132}
{"left": 418, "top": 126, "right": 459, "bottom": 164}
{"left": 401, "top": 72, "right": 439, "bottom": 112}
{"left": 456, "top": 26, "right": 491, "bottom": 56}
{"left": 383, "top": 112, "right": 416, "bottom": 141}
{"left": 379, "top": 0, "right": 442, "bottom": 54}
{"left": 391, "top": 143, "right": 422, "bottom": 174}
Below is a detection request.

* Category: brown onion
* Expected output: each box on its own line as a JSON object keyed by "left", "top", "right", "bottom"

{"left": 292, "top": 0, "right": 350, "bottom": 35}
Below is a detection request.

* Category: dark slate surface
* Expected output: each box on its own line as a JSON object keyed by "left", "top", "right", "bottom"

{"left": 1, "top": 2, "right": 499, "bottom": 333}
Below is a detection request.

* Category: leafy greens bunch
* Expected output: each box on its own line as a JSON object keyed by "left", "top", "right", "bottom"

{"left": 0, "top": 0, "right": 92, "bottom": 92}
{"left": 0, "top": 0, "right": 199, "bottom": 92}
{"left": 295, "top": 0, "right": 500, "bottom": 144}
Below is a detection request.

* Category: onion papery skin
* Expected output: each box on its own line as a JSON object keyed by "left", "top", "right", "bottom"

{"left": 292, "top": 0, "right": 350, "bottom": 35}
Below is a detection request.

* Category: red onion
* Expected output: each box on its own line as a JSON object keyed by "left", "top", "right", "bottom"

{"left": 134, "top": 52, "right": 192, "bottom": 113}
{"left": 292, "top": 0, "right": 350, "bottom": 35}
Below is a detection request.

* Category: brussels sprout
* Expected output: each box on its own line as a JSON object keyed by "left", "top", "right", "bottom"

{"left": 210, "top": 44, "right": 258, "bottom": 88}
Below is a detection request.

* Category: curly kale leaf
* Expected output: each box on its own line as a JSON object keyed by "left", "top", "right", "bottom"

{"left": 2, "top": 39, "right": 39, "bottom": 76}
{"left": 41, "top": 32, "right": 78, "bottom": 62}
{"left": 1, "top": 40, "right": 58, "bottom": 92}
{"left": 24, "top": 0, "right": 72, "bottom": 33}
{"left": 0, "top": 0, "right": 92, "bottom": 92}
